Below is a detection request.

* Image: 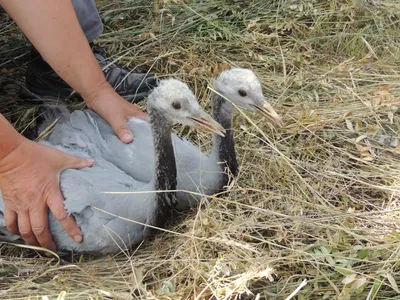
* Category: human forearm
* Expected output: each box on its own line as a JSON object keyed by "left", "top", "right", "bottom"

{"left": 0, "top": 114, "right": 24, "bottom": 162}
{"left": 1, "top": 0, "right": 148, "bottom": 144}
{"left": 0, "top": 0, "right": 107, "bottom": 100}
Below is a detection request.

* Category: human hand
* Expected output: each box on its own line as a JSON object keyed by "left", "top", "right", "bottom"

{"left": 84, "top": 81, "right": 148, "bottom": 144}
{"left": 0, "top": 138, "right": 94, "bottom": 251}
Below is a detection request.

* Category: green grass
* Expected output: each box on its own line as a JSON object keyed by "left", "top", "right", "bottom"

{"left": 1, "top": 0, "right": 400, "bottom": 299}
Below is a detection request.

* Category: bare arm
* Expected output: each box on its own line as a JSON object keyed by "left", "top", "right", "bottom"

{"left": 0, "top": 0, "right": 105, "bottom": 101}
{"left": 0, "top": 0, "right": 147, "bottom": 143}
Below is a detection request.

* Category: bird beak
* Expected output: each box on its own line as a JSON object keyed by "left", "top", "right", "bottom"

{"left": 188, "top": 113, "right": 226, "bottom": 137}
{"left": 252, "top": 102, "right": 283, "bottom": 127}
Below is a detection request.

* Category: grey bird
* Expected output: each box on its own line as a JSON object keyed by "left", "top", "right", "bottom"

{"left": 29, "top": 68, "right": 282, "bottom": 210}
{"left": 0, "top": 78, "right": 225, "bottom": 254}
{"left": 85, "top": 68, "right": 282, "bottom": 208}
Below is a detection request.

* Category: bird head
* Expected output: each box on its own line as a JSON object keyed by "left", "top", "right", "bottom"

{"left": 148, "top": 78, "right": 225, "bottom": 136}
{"left": 214, "top": 68, "right": 283, "bottom": 127}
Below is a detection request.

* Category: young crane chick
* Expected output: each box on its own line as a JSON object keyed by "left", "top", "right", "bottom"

{"left": 0, "top": 79, "right": 224, "bottom": 254}
{"left": 85, "top": 68, "right": 282, "bottom": 209}
{"left": 31, "top": 68, "right": 282, "bottom": 210}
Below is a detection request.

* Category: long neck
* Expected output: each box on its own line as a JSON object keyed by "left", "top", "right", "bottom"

{"left": 211, "top": 93, "right": 239, "bottom": 177}
{"left": 148, "top": 108, "right": 177, "bottom": 220}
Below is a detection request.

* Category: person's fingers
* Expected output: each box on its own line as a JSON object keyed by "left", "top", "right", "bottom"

{"left": 18, "top": 212, "right": 39, "bottom": 246}
{"left": 109, "top": 120, "right": 133, "bottom": 144}
{"left": 61, "top": 153, "right": 94, "bottom": 170}
{"left": 47, "top": 188, "right": 83, "bottom": 243}
{"left": 4, "top": 207, "right": 19, "bottom": 235}
{"left": 30, "top": 205, "right": 56, "bottom": 251}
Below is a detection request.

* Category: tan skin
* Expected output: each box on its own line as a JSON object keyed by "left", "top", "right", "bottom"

{"left": 0, "top": 0, "right": 147, "bottom": 251}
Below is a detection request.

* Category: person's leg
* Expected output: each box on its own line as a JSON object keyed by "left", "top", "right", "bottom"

{"left": 72, "top": 0, "right": 103, "bottom": 42}
{"left": 25, "top": 0, "right": 156, "bottom": 103}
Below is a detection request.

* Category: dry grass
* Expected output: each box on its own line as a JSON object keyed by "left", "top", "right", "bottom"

{"left": 1, "top": 0, "right": 400, "bottom": 299}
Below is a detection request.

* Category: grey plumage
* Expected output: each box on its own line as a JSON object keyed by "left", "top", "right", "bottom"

{"left": 0, "top": 78, "right": 223, "bottom": 254}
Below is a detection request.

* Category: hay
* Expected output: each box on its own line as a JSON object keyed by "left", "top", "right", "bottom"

{"left": 1, "top": 0, "right": 400, "bottom": 299}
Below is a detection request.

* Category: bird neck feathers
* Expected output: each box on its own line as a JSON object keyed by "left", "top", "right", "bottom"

{"left": 211, "top": 93, "right": 239, "bottom": 177}
{"left": 148, "top": 108, "right": 177, "bottom": 210}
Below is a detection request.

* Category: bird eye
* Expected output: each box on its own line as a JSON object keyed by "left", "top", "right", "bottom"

{"left": 238, "top": 89, "right": 247, "bottom": 97}
{"left": 172, "top": 101, "right": 181, "bottom": 110}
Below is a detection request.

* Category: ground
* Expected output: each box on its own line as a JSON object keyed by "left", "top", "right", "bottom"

{"left": 1, "top": 0, "right": 400, "bottom": 299}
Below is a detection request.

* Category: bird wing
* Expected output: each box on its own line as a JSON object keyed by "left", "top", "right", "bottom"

{"left": 54, "top": 157, "right": 155, "bottom": 253}
{"left": 39, "top": 144, "right": 154, "bottom": 253}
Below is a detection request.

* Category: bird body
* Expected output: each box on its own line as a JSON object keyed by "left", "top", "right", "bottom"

{"left": 0, "top": 79, "right": 224, "bottom": 254}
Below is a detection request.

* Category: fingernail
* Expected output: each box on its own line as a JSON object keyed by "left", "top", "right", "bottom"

{"left": 87, "top": 158, "right": 95, "bottom": 166}
{"left": 122, "top": 133, "right": 133, "bottom": 143}
{"left": 74, "top": 235, "right": 83, "bottom": 243}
